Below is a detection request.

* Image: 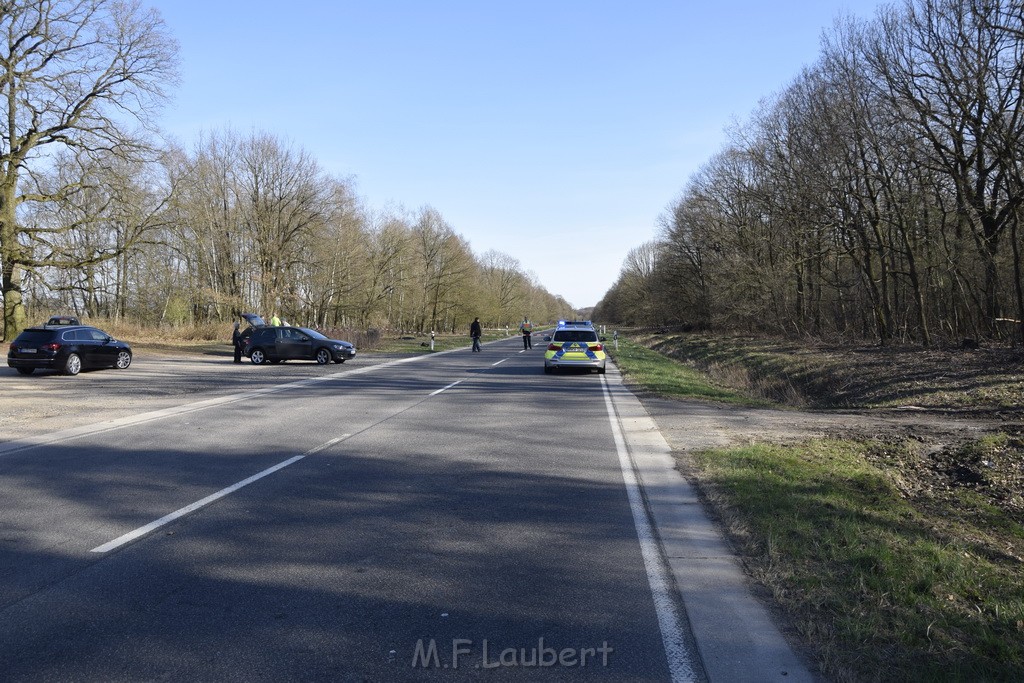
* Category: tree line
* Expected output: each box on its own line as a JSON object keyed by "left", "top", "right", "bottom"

{"left": 0, "top": 1, "right": 571, "bottom": 341}
{"left": 597, "top": 0, "right": 1024, "bottom": 346}
{"left": 33, "top": 128, "right": 572, "bottom": 334}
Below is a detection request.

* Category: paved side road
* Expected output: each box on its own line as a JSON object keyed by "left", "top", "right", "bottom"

{"left": 0, "top": 352, "right": 402, "bottom": 443}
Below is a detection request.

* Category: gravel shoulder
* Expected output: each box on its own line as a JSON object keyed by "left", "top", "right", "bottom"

{"left": 638, "top": 393, "right": 998, "bottom": 454}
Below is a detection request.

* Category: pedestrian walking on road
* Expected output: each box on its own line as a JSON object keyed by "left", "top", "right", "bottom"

{"left": 519, "top": 317, "right": 533, "bottom": 350}
{"left": 231, "top": 321, "right": 243, "bottom": 363}
{"left": 470, "top": 317, "right": 482, "bottom": 352}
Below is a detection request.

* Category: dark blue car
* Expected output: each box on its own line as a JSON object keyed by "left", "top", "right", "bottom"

{"left": 7, "top": 324, "right": 133, "bottom": 376}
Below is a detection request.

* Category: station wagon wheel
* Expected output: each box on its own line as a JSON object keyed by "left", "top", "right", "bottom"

{"left": 115, "top": 351, "right": 132, "bottom": 369}
{"left": 250, "top": 348, "right": 266, "bottom": 365}
{"left": 315, "top": 348, "right": 331, "bottom": 364}
{"left": 63, "top": 353, "right": 81, "bottom": 376}
{"left": 16, "top": 367, "right": 34, "bottom": 375}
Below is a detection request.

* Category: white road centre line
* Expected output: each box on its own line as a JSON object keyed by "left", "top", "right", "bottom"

{"left": 600, "top": 376, "right": 698, "bottom": 683}
{"left": 429, "top": 379, "right": 464, "bottom": 396}
{"left": 491, "top": 358, "right": 509, "bottom": 366}
{"left": 90, "top": 435, "right": 349, "bottom": 554}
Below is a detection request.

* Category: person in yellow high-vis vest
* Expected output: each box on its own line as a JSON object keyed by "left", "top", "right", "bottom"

{"left": 519, "top": 317, "right": 533, "bottom": 350}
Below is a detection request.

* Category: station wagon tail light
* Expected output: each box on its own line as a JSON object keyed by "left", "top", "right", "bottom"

{"left": 41, "top": 343, "right": 61, "bottom": 352}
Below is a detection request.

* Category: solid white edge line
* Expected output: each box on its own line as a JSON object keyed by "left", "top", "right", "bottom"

{"left": 90, "top": 436, "right": 349, "bottom": 554}
{"left": 600, "top": 375, "right": 698, "bottom": 683}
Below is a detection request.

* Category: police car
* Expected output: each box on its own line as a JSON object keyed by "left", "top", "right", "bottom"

{"left": 543, "top": 320, "right": 607, "bottom": 374}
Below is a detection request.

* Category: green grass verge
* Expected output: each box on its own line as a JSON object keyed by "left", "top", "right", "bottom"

{"left": 608, "top": 337, "right": 759, "bottom": 405}
{"left": 695, "top": 440, "right": 1024, "bottom": 681}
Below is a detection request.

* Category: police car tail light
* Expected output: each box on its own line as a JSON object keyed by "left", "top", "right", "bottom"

{"left": 591, "top": 344, "right": 603, "bottom": 352}
{"left": 547, "top": 343, "right": 559, "bottom": 351}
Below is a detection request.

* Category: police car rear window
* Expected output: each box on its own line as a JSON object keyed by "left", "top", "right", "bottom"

{"left": 553, "top": 330, "right": 598, "bottom": 342}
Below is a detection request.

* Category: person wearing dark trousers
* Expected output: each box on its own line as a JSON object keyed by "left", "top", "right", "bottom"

{"left": 232, "top": 321, "right": 243, "bottom": 363}
{"left": 470, "top": 317, "right": 482, "bottom": 352}
{"left": 519, "top": 317, "right": 533, "bottom": 349}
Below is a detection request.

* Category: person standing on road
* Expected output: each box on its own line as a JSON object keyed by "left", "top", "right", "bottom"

{"left": 470, "top": 317, "right": 482, "bottom": 352}
{"left": 231, "top": 321, "right": 243, "bottom": 363}
{"left": 519, "top": 317, "right": 533, "bottom": 350}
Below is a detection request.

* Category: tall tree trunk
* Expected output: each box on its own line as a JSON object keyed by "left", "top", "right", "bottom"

{"left": 1, "top": 182, "right": 27, "bottom": 341}
{"left": 1011, "top": 217, "right": 1024, "bottom": 345}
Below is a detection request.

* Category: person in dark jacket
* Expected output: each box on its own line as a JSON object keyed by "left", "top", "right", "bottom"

{"left": 470, "top": 317, "right": 482, "bottom": 352}
{"left": 232, "top": 321, "right": 243, "bottom": 363}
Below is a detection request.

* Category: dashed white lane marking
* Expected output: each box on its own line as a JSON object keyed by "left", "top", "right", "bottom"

{"left": 491, "top": 359, "right": 509, "bottom": 366}
{"left": 600, "top": 376, "right": 698, "bottom": 683}
{"left": 90, "top": 435, "right": 349, "bottom": 553}
{"left": 429, "top": 379, "right": 464, "bottom": 396}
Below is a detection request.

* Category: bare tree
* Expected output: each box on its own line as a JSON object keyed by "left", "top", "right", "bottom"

{"left": 479, "top": 249, "right": 527, "bottom": 328}
{"left": 411, "top": 207, "right": 473, "bottom": 333}
{"left": 238, "top": 133, "right": 331, "bottom": 320}
{"left": 25, "top": 148, "right": 171, "bottom": 319}
{"left": 349, "top": 211, "right": 410, "bottom": 328}
{"left": 165, "top": 131, "right": 248, "bottom": 319}
{"left": 0, "top": 0, "right": 178, "bottom": 338}
{"left": 866, "top": 0, "right": 1024, "bottom": 336}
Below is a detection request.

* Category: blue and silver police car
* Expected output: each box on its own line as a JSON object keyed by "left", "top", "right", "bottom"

{"left": 543, "top": 320, "right": 607, "bottom": 374}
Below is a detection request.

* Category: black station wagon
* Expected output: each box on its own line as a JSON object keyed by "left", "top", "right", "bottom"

{"left": 7, "top": 324, "right": 133, "bottom": 376}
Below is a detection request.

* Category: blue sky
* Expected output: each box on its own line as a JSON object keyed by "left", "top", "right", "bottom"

{"left": 150, "top": 1, "right": 886, "bottom": 309}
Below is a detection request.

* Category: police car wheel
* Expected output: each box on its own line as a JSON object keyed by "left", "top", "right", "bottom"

{"left": 544, "top": 366, "right": 552, "bottom": 374}
{"left": 598, "top": 366, "right": 606, "bottom": 374}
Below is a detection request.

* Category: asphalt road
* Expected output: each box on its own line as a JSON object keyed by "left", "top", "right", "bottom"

{"left": 0, "top": 337, "right": 706, "bottom": 681}
{"left": 0, "top": 339, "right": 819, "bottom": 679}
